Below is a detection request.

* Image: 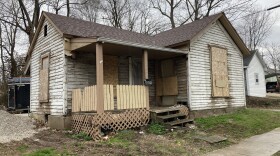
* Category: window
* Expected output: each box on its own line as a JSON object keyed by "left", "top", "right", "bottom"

{"left": 255, "top": 73, "right": 259, "bottom": 85}
{"left": 44, "top": 25, "right": 48, "bottom": 37}
{"left": 39, "top": 53, "right": 50, "bottom": 102}
{"left": 210, "top": 46, "right": 229, "bottom": 97}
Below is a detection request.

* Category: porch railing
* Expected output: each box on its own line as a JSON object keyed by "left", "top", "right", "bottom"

{"left": 72, "top": 85, "right": 148, "bottom": 113}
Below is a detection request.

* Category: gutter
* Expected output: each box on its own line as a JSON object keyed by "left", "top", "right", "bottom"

{"left": 97, "top": 37, "right": 188, "bottom": 54}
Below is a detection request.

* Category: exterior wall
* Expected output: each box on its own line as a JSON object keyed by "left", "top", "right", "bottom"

{"left": 65, "top": 52, "right": 96, "bottom": 109}
{"left": 245, "top": 55, "right": 266, "bottom": 97}
{"left": 175, "top": 56, "right": 188, "bottom": 102}
{"left": 30, "top": 19, "right": 65, "bottom": 115}
{"left": 65, "top": 55, "right": 156, "bottom": 110}
{"left": 189, "top": 21, "right": 246, "bottom": 110}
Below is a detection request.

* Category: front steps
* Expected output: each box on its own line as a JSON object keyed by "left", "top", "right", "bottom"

{"left": 150, "top": 106, "right": 194, "bottom": 128}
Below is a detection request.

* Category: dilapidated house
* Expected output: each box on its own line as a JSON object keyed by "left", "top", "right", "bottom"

{"left": 24, "top": 12, "right": 249, "bottom": 131}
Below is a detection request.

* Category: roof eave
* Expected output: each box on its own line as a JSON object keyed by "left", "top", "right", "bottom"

{"left": 97, "top": 37, "right": 188, "bottom": 54}
{"left": 218, "top": 14, "right": 250, "bottom": 56}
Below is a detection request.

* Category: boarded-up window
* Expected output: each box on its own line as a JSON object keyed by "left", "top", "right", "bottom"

{"left": 210, "top": 46, "right": 229, "bottom": 97}
{"left": 39, "top": 53, "right": 50, "bottom": 102}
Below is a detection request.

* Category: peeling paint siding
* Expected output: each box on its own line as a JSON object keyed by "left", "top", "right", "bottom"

{"left": 30, "top": 19, "right": 65, "bottom": 115}
{"left": 65, "top": 53, "right": 96, "bottom": 109}
{"left": 175, "top": 57, "right": 188, "bottom": 102}
{"left": 246, "top": 55, "right": 266, "bottom": 97}
{"left": 189, "top": 21, "right": 246, "bottom": 110}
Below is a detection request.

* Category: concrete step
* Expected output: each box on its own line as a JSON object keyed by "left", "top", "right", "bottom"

{"left": 165, "top": 118, "right": 194, "bottom": 127}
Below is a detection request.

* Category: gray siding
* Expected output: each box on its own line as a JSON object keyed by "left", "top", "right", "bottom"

{"left": 189, "top": 21, "right": 246, "bottom": 110}
{"left": 30, "top": 19, "right": 65, "bottom": 115}
{"left": 175, "top": 57, "right": 188, "bottom": 102}
{"left": 118, "top": 57, "right": 129, "bottom": 85}
{"left": 65, "top": 52, "right": 96, "bottom": 109}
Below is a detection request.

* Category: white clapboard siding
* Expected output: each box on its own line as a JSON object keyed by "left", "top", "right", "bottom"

{"left": 245, "top": 55, "right": 266, "bottom": 97}
{"left": 30, "top": 19, "right": 65, "bottom": 115}
{"left": 65, "top": 53, "right": 97, "bottom": 110}
{"left": 189, "top": 21, "right": 246, "bottom": 110}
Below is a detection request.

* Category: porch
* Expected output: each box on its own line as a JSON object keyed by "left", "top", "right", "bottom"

{"left": 66, "top": 39, "right": 189, "bottom": 139}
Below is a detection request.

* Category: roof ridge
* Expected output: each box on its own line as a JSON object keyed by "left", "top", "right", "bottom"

{"left": 43, "top": 11, "right": 154, "bottom": 38}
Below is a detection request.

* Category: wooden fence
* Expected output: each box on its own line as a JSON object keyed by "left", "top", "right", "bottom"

{"left": 72, "top": 85, "right": 148, "bottom": 112}
{"left": 116, "top": 85, "right": 148, "bottom": 109}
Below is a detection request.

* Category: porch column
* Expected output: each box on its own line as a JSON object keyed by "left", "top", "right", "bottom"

{"left": 142, "top": 50, "right": 149, "bottom": 109}
{"left": 96, "top": 42, "right": 104, "bottom": 113}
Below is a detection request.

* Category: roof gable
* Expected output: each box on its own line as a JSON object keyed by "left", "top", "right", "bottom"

{"left": 153, "top": 13, "right": 221, "bottom": 47}
{"left": 244, "top": 51, "right": 266, "bottom": 68}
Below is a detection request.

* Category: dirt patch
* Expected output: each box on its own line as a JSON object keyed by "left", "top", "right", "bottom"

{"left": 246, "top": 96, "right": 280, "bottom": 109}
{"left": 0, "top": 127, "right": 232, "bottom": 156}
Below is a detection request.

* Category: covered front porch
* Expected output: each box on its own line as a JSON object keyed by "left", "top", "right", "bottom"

{"left": 65, "top": 38, "right": 189, "bottom": 138}
{"left": 66, "top": 38, "right": 188, "bottom": 113}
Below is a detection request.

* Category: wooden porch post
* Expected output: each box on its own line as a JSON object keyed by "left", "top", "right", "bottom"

{"left": 142, "top": 50, "right": 149, "bottom": 109}
{"left": 96, "top": 42, "right": 104, "bottom": 113}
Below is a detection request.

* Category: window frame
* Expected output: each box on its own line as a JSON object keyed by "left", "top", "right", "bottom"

{"left": 209, "top": 45, "right": 230, "bottom": 98}
{"left": 255, "top": 73, "right": 259, "bottom": 85}
{"left": 39, "top": 52, "right": 50, "bottom": 103}
{"left": 44, "top": 24, "right": 48, "bottom": 37}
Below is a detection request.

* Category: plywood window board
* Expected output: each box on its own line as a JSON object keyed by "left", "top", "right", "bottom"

{"left": 210, "top": 45, "right": 229, "bottom": 97}
{"left": 39, "top": 52, "right": 50, "bottom": 102}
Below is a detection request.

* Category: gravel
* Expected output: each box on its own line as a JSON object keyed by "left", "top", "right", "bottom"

{"left": 0, "top": 110, "right": 37, "bottom": 143}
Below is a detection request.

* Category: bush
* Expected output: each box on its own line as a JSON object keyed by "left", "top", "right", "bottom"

{"left": 147, "top": 123, "right": 166, "bottom": 135}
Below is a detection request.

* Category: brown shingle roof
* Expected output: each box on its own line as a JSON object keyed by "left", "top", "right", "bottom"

{"left": 153, "top": 13, "right": 222, "bottom": 46}
{"left": 44, "top": 12, "right": 222, "bottom": 47}
{"left": 44, "top": 12, "right": 156, "bottom": 46}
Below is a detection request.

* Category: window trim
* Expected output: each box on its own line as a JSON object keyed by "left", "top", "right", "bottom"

{"left": 39, "top": 52, "right": 50, "bottom": 103}
{"left": 44, "top": 24, "right": 48, "bottom": 37}
{"left": 255, "top": 73, "right": 259, "bottom": 85}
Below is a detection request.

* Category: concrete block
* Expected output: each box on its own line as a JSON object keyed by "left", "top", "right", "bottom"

{"left": 30, "top": 113, "right": 47, "bottom": 123}
{"left": 48, "top": 115, "right": 72, "bottom": 130}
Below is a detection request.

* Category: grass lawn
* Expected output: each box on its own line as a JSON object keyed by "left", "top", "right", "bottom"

{"left": 195, "top": 108, "right": 280, "bottom": 140}
{"left": 2, "top": 108, "right": 280, "bottom": 156}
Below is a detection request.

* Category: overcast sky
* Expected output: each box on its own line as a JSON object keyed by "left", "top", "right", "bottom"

{"left": 257, "top": 0, "right": 280, "bottom": 43}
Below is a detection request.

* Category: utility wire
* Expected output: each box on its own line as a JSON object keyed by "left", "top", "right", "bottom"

{"left": 267, "top": 4, "right": 280, "bottom": 11}
{"left": 233, "top": 3, "right": 280, "bottom": 21}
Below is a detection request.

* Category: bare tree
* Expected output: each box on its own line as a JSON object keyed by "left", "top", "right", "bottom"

{"left": 73, "top": 0, "right": 101, "bottom": 22}
{"left": 151, "top": 0, "right": 184, "bottom": 28}
{"left": 101, "top": 0, "right": 129, "bottom": 29}
{"left": 139, "top": 6, "right": 166, "bottom": 35}
{"left": 264, "top": 43, "right": 280, "bottom": 88}
{"left": 16, "top": 0, "right": 41, "bottom": 44}
{"left": 237, "top": 7, "right": 275, "bottom": 50}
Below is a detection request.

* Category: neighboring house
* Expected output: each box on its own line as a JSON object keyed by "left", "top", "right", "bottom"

{"left": 24, "top": 12, "right": 249, "bottom": 129}
{"left": 244, "top": 51, "right": 267, "bottom": 97}
{"left": 265, "top": 68, "right": 280, "bottom": 82}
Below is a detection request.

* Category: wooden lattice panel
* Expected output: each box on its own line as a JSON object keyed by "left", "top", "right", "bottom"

{"left": 72, "top": 114, "right": 85, "bottom": 133}
{"left": 80, "top": 115, "right": 93, "bottom": 135}
{"left": 179, "top": 105, "right": 189, "bottom": 117}
{"left": 72, "top": 109, "right": 150, "bottom": 140}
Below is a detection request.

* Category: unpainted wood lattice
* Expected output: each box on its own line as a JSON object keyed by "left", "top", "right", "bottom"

{"left": 72, "top": 114, "right": 85, "bottom": 133}
{"left": 72, "top": 108, "right": 150, "bottom": 140}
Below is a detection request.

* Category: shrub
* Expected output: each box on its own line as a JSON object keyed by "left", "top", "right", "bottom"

{"left": 147, "top": 122, "right": 166, "bottom": 135}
